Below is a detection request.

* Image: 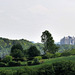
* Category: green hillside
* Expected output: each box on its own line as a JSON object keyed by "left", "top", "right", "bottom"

{"left": 0, "top": 55, "right": 75, "bottom": 71}
{"left": 0, "top": 37, "right": 44, "bottom": 58}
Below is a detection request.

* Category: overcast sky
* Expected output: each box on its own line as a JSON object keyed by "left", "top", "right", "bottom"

{"left": 0, "top": 0, "right": 75, "bottom": 43}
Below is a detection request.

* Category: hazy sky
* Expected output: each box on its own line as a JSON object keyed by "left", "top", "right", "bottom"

{"left": 0, "top": 0, "right": 75, "bottom": 43}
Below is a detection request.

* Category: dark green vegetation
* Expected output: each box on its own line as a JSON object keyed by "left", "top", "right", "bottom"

{"left": 0, "top": 37, "right": 44, "bottom": 58}
{"left": 58, "top": 44, "right": 75, "bottom": 52}
{"left": 0, "top": 30, "right": 75, "bottom": 75}
{"left": 0, "top": 56, "right": 75, "bottom": 75}
{"left": 27, "top": 46, "right": 40, "bottom": 57}
{"left": 41, "top": 30, "right": 58, "bottom": 54}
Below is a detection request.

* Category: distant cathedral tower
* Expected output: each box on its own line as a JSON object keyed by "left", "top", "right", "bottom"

{"left": 60, "top": 36, "right": 75, "bottom": 45}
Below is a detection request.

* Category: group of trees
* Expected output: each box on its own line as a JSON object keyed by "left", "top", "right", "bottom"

{"left": 0, "top": 30, "right": 59, "bottom": 67}
{"left": 10, "top": 30, "right": 58, "bottom": 59}
{"left": 10, "top": 44, "right": 40, "bottom": 59}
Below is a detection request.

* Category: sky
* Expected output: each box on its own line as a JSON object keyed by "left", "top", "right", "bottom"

{"left": 0, "top": 0, "right": 75, "bottom": 43}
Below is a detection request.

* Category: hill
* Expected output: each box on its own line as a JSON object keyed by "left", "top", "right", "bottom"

{"left": 0, "top": 37, "right": 44, "bottom": 58}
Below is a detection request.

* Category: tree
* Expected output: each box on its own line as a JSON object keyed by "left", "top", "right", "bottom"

{"left": 10, "top": 44, "right": 24, "bottom": 58}
{"left": 11, "top": 49, "right": 24, "bottom": 58}
{"left": 11, "top": 44, "right": 23, "bottom": 52}
{"left": 41, "top": 30, "right": 58, "bottom": 54}
{"left": 27, "top": 46, "right": 40, "bottom": 57}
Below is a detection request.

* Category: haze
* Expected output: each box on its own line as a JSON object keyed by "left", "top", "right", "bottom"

{"left": 0, "top": 0, "right": 75, "bottom": 43}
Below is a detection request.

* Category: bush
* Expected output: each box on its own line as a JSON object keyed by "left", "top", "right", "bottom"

{"left": 2, "top": 55, "right": 12, "bottom": 63}
{"left": 53, "top": 61, "right": 75, "bottom": 75}
{"left": 55, "top": 52, "right": 61, "bottom": 57}
{"left": 37, "top": 61, "right": 75, "bottom": 75}
{"left": 13, "top": 57, "right": 27, "bottom": 62}
{"left": 8, "top": 61, "right": 21, "bottom": 66}
{"left": 33, "top": 58, "right": 40, "bottom": 65}
{"left": 0, "top": 62, "right": 6, "bottom": 67}
{"left": 34, "top": 56, "right": 42, "bottom": 60}
{"left": 27, "top": 57, "right": 34, "bottom": 60}
{"left": 42, "top": 52, "right": 54, "bottom": 59}
{"left": 37, "top": 64, "right": 55, "bottom": 75}
{"left": 27, "top": 61, "right": 32, "bottom": 66}
{"left": 61, "top": 51, "right": 71, "bottom": 56}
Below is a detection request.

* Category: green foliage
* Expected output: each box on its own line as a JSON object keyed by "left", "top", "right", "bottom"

{"left": 11, "top": 49, "right": 24, "bottom": 58}
{"left": 0, "top": 70, "right": 13, "bottom": 75}
{"left": 58, "top": 44, "right": 75, "bottom": 52}
{"left": 27, "top": 46, "right": 40, "bottom": 57}
{"left": 16, "top": 67, "right": 37, "bottom": 75}
{"left": 8, "top": 61, "right": 21, "bottom": 66}
{"left": 53, "top": 61, "right": 75, "bottom": 75}
{"left": 11, "top": 44, "right": 24, "bottom": 58}
{"left": 33, "top": 58, "right": 40, "bottom": 65}
{"left": 34, "top": 56, "right": 42, "bottom": 60}
{"left": 0, "top": 62, "right": 6, "bottom": 67}
{"left": 2, "top": 55, "right": 12, "bottom": 63}
{"left": 69, "top": 49, "right": 75, "bottom": 55}
{"left": 42, "top": 52, "right": 54, "bottom": 59}
{"left": 61, "top": 51, "right": 71, "bottom": 56}
{"left": 38, "top": 64, "right": 55, "bottom": 75}
{"left": 13, "top": 57, "right": 27, "bottom": 62}
{"left": 0, "top": 37, "right": 44, "bottom": 59}
{"left": 11, "top": 44, "right": 23, "bottom": 52}
{"left": 41, "top": 30, "right": 58, "bottom": 54}
{"left": 27, "top": 61, "right": 32, "bottom": 66}
{"left": 55, "top": 52, "right": 61, "bottom": 57}
{"left": 37, "top": 61, "right": 75, "bottom": 75}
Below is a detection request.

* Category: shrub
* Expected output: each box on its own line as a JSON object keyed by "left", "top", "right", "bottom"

{"left": 13, "top": 57, "right": 27, "bottom": 62}
{"left": 53, "top": 61, "right": 75, "bottom": 75}
{"left": 34, "top": 56, "right": 42, "bottom": 60}
{"left": 42, "top": 52, "right": 54, "bottom": 59}
{"left": 37, "top": 64, "right": 55, "bottom": 75}
{"left": 27, "top": 57, "right": 34, "bottom": 60}
{"left": 33, "top": 58, "right": 40, "bottom": 65}
{"left": 61, "top": 51, "right": 71, "bottom": 56}
{"left": 2, "top": 55, "right": 12, "bottom": 63}
{"left": 8, "top": 61, "right": 21, "bottom": 66}
{"left": 37, "top": 61, "right": 75, "bottom": 75}
{"left": 55, "top": 52, "right": 61, "bottom": 57}
{"left": 27, "top": 61, "right": 32, "bottom": 66}
{"left": 0, "top": 62, "right": 6, "bottom": 67}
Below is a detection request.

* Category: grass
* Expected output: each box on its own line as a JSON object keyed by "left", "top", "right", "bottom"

{"left": 31, "top": 55, "right": 75, "bottom": 68}
{"left": 0, "top": 55, "right": 75, "bottom": 71}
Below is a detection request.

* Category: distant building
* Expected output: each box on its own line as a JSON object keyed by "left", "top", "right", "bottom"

{"left": 60, "top": 36, "right": 75, "bottom": 45}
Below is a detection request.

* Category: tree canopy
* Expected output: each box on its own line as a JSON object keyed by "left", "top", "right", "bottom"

{"left": 11, "top": 44, "right": 24, "bottom": 58}
{"left": 41, "top": 30, "right": 58, "bottom": 54}
{"left": 27, "top": 46, "right": 40, "bottom": 57}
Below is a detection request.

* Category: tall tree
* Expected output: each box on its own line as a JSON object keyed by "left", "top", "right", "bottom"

{"left": 41, "top": 30, "right": 58, "bottom": 54}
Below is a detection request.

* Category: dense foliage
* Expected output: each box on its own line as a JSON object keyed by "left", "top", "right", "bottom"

{"left": 11, "top": 44, "right": 24, "bottom": 58}
{"left": 0, "top": 61, "right": 75, "bottom": 75}
{"left": 41, "top": 30, "right": 58, "bottom": 54}
{"left": 0, "top": 37, "right": 44, "bottom": 58}
{"left": 27, "top": 46, "right": 40, "bottom": 57}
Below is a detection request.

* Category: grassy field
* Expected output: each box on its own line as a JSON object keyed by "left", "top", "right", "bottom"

{"left": 0, "top": 55, "right": 75, "bottom": 71}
